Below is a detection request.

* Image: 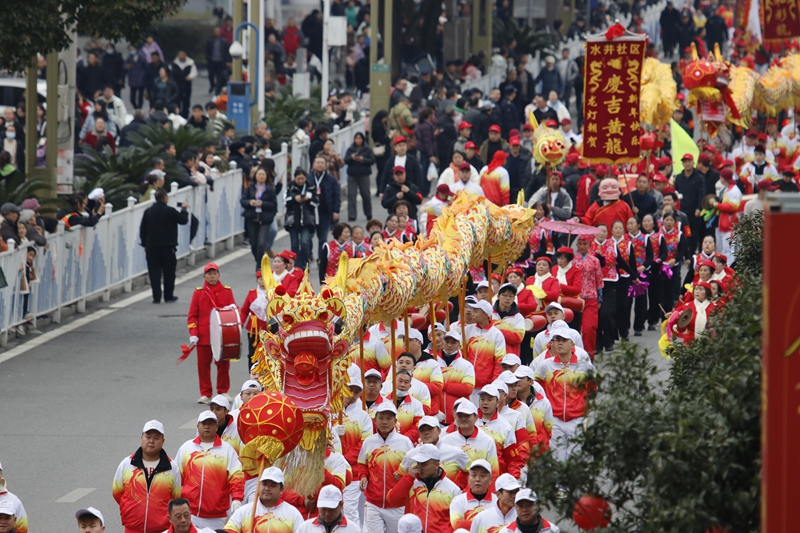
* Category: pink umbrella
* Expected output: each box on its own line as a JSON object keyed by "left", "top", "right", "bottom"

{"left": 538, "top": 220, "right": 602, "bottom": 236}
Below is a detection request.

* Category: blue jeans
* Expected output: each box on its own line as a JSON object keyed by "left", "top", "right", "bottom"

{"left": 289, "top": 226, "right": 314, "bottom": 270}
{"left": 265, "top": 219, "right": 278, "bottom": 251}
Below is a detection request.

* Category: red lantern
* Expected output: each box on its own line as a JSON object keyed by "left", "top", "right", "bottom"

{"left": 573, "top": 495, "right": 612, "bottom": 530}
{"left": 639, "top": 132, "right": 662, "bottom": 152}
{"left": 237, "top": 391, "right": 305, "bottom": 475}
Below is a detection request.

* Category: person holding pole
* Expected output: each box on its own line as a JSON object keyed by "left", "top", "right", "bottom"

{"left": 223, "top": 467, "right": 303, "bottom": 533}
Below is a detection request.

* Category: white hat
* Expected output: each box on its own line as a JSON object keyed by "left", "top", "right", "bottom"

{"left": 498, "top": 370, "right": 520, "bottom": 384}
{"left": 412, "top": 443, "right": 441, "bottom": 462}
{"left": 501, "top": 354, "right": 522, "bottom": 366}
{"left": 75, "top": 507, "right": 104, "bottom": 525}
{"left": 316, "top": 485, "right": 343, "bottom": 509}
{"left": 208, "top": 394, "right": 231, "bottom": 410}
{"left": 197, "top": 410, "right": 218, "bottom": 424}
{"left": 250, "top": 363, "right": 259, "bottom": 372}
{"left": 0, "top": 502, "right": 15, "bottom": 516}
{"left": 398, "top": 328, "right": 423, "bottom": 342}
{"left": 514, "top": 366, "right": 535, "bottom": 380}
{"left": 364, "top": 369, "right": 383, "bottom": 380}
{"left": 545, "top": 302, "right": 564, "bottom": 313}
{"left": 492, "top": 380, "right": 508, "bottom": 394}
{"left": 455, "top": 401, "right": 478, "bottom": 415}
{"left": 464, "top": 295, "right": 478, "bottom": 305}
{"left": 469, "top": 459, "right": 492, "bottom": 472}
{"left": 515, "top": 488, "right": 539, "bottom": 503}
{"left": 480, "top": 384, "right": 500, "bottom": 399}
{"left": 428, "top": 323, "right": 446, "bottom": 336}
{"left": 148, "top": 169, "right": 166, "bottom": 179}
{"left": 549, "top": 323, "right": 573, "bottom": 341}
{"left": 142, "top": 420, "right": 165, "bottom": 434}
{"left": 347, "top": 377, "right": 364, "bottom": 389}
{"left": 88, "top": 187, "right": 105, "bottom": 201}
{"left": 495, "top": 473, "right": 521, "bottom": 492}
{"left": 397, "top": 514, "right": 423, "bottom": 533}
{"left": 418, "top": 415, "right": 440, "bottom": 429}
{"left": 260, "top": 466, "right": 284, "bottom": 483}
{"left": 0, "top": 461, "right": 3, "bottom": 471}
{"left": 444, "top": 330, "right": 462, "bottom": 342}
{"left": 374, "top": 402, "right": 398, "bottom": 416}
{"left": 467, "top": 300, "right": 493, "bottom": 317}
{"left": 498, "top": 282, "right": 517, "bottom": 294}
{"left": 241, "top": 380, "right": 262, "bottom": 392}
{"left": 476, "top": 280, "right": 489, "bottom": 289}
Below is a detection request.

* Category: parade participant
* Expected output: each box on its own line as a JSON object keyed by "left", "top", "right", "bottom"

{"left": 571, "top": 236, "right": 602, "bottom": 356}
{"left": 492, "top": 283, "right": 525, "bottom": 356}
{"left": 505, "top": 267, "right": 537, "bottom": 320}
{"left": 409, "top": 417, "right": 470, "bottom": 486}
{"left": 463, "top": 300, "right": 507, "bottom": 403}
{"left": 437, "top": 330, "right": 477, "bottom": 425}
{"left": 440, "top": 402, "right": 500, "bottom": 480}
{"left": 388, "top": 370, "right": 426, "bottom": 441}
{"left": 611, "top": 220, "right": 638, "bottom": 342}
{"left": 385, "top": 444, "right": 462, "bottom": 532}
{"left": 206, "top": 395, "right": 241, "bottom": 454}
{"left": 711, "top": 254, "right": 733, "bottom": 283}
{"left": 175, "top": 412, "right": 244, "bottom": 528}
{"left": 188, "top": 262, "right": 237, "bottom": 403}
{"left": 278, "top": 250, "right": 304, "bottom": 297}
{"left": 336, "top": 377, "right": 373, "bottom": 524}
{"left": 425, "top": 184, "right": 453, "bottom": 235}
{"left": 163, "top": 499, "right": 215, "bottom": 533}
{"left": 513, "top": 367, "right": 553, "bottom": 453}
{"left": 428, "top": 322, "right": 447, "bottom": 353}
{"left": 533, "top": 324, "right": 596, "bottom": 462}
{"left": 527, "top": 256, "right": 561, "bottom": 305}
{"left": 75, "top": 507, "right": 105, "bottom": 533}
{"left": 451, "top": 162, "right": 485, "bottom": 197}
{"left": 403, "top": 328, "right": 444, "bottom": 414}
{"left": 659, "top": 213, "right": 687, "bottom": 312}
{"left": 468, "top": 475, "right": 520, "bottom": 533}
{"left": 576, "top": 178, "right": 634, "bottom": 229}
{"left": 223, "top": 467, "right": 304, "bottom": 533}
{"left": 709, "top": 169, "right": 741, "bottom": 261}
{"left": 532, "top": 303, "right": 583, "bottom": 357}
{"left": 231, "top": 379, "right": 262, "bottom": 411}
{"left": 685, "top": 236, "right": 717, "bottom": 286}
{"left": 491, "top": 380, "right": 533, "bottom": 467}
{"left": 739, "top": 145, "right": 778, "bottom": 194}
{"left": 479, "top": 151, "right": 511, "bottom": 206}
{"left": 295, "top": 486, "right": 361, "bottom": 533}
{"left": 282, "top": 436, "right": 349, "bottom": 519}
{"left": 438, "top": 151, "right": 481, "bottom": 188}
{"left": 394, "top": 202, "right": 418, "bottom": 241}
{"left": 591, "top": 224, "right": 622, "bottom": 353}
{"left": 381, "top": 353, "right": 432, "bottom": 412}
{"left": 496, "top": 489, "right": 560, "bottom": 533}
{"left": 500, "top": 354, "right": 522, "bottom": 373}
{"left": 642, "top": 214, "right": 665, "bottom": 330}
{"left": 113, "top": 420, "right": 182, "bottom": 533}
{"left": 476, "top": 385, "right": 525, "bottom": 479}
{"left": 780, "top": 167, "right": 800, "bottom": 192}
{"left": 356, "top": 402, "right": 414, "bottom": 533}
{"left": 0, "top": 464, "right": 26, "bottom": 533}
{"left": 497, "top": 371, "right": 538, "bottom": 455}
{"left": 363, "top": 369, "right": 387, "bottom": 415}
{"left": 674, "top": 282, "right": 716, "bottom": 343}
{"left": 574, "top": 164, "right": 597, "bottom": 218}
{"left": 353, "top": 322, "right": 393, "bottom": 377}
{"left": 0, "top": 502, "right": 17, "bottom": 533}
{"left": 239, "top": 271, "right": 266, "bottom": 368}
{"left": 319, "top": 222, "right": 354, "bottom": 284}
{"left": 382, "top": 214, "right": 403, "bottom": 241}
{"left": 553, "top": 247, "right": 582, "bottom": 300}
{"left": 450, "top": 460, "right": 497, "bottom": 531}
{"left": 398, "top": 514, "right": 423, "bottom": 533}
{"left": 528, "top": 204, "right": 555, "bottom": 259}
{"left": 350, "top": 226, "right": 372, "bottom": 258}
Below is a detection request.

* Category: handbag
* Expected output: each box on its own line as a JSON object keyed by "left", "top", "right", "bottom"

{"left": 372, "top": 144, "right": 386, "bottom": 157}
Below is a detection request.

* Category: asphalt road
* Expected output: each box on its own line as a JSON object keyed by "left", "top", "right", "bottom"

{"left": 0, "top": 191, "right": 665, "bottom": 533}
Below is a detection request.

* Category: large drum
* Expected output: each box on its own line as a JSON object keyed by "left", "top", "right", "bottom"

{"left": 210, "top": 308, "right": 242, "bottom": 361}
{"left": 558, "top": 296, "right": 585, "bottom": 313}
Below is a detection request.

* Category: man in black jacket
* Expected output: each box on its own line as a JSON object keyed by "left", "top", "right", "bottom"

{"left": 499, "top": 86, "right": 519, "bottom": 139}
{"left": 381, "top": 166, "right": 423, "bottom": 218}
{"left": 139, "top": 188, "right": 189, "bottom": 303}
{"left": 505, "top": 137, "right": 532, "bottom": 202}
{"left": 378, "top": 136, "right": 423, "bottom": 195}
{"left": 119, "top": 110, "right": 146, "bottom": 148}
{"left": 674, "top": 153, "right": 705, "bottom": 254}
{"left": 660, "top": 1, "right": 681, "bottom": 58}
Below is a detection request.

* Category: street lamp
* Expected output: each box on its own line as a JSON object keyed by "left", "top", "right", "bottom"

{"left": 230, "top": 22, "right": 259, "bottom": 108}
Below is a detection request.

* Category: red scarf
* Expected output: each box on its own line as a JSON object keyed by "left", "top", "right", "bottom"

{"left": 487, "top": 150, "right": 507, "bottom": 174}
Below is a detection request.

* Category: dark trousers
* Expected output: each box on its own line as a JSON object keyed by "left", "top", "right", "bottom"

{"left": 647, "top": 275, "right": 662, "bottom": 326}
{"left": 316, "top": 213, "right": 332, "bottom": 258}
{"left": 288, "top": 226, "right": 314, "bottom": 270}
{"left": 348, "top": 174, "right": 372, "bottom": 220}
{"left": 616, "top": 277, "right": 631, "bottom": 340}
{"left": 208, "top": 62, "right": 228, "bottom": 94}
{"left": 661, "top": 265, "right": 682, "bottom": 312}
{"left": 520, "top": 332, "right": 534, "bottom": 367}
{"left": 247, "top": 333, "right": 258, "bottom": 369}
{"left": 598, "top": 280, "right": 618, "bottom": 352}
{"left": 632, "top": 294, "right": 648, "bottom": 332}
{"left": 245, "top": 219, "right": 271, "bottom": 267}
{"left": 146, "top": 246, "right": 177, "bottom": 302}
{"left": 130, "top": 87, "right": 145, "bottom": 110}
{"left": 179, "top": 82, "right": 192, "bottom": 117}
{"left": 687, "top": 214, "right": 703, "bottom": 254}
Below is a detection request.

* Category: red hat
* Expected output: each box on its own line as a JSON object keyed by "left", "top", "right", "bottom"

{"left": 767, "top": 118, "right": 777, "bottom": 125}
{"left": 556, "top": 246, "right": 574, "bottom": 255}
{"left": 714, "top": 253, "right": 728, "bottom": 264}
{"left": 683, "top": 45, "right": 693, "bottom": 53}
{"left": 698, "top": 153, "right": 712, "bottom": 165}
{"left": 256, "top": 270, "right": 262, "bottom": 278}
{"left": 522, "top": 124, "right": 533, "bottom": 131}
{"left": 509, "top": 129, "right": 520, "bottom": 138}
{"left": 492, "top": 273, "right": 503, "bottom": 282}
{"left": 696, "top": 281, "right": 713, "bottom": 292}
{"left": 757, "top": 179, "right": 780, "bottom": 191}
{"left": 204, "top": 262, "right": 219, "bottom": 273}
{"left": 506, "top": 267, "right": 524, "bottom": 277}
{"left": 393, "top": 136, "right": 407, "bottom": 145}
{"left": 579, "top": 160, "right": 590, "bottom": 169}
{"left": 566, "top": 152, "right": 581, "bottom": 164}
{"left": 458, "top": 161, "right": 471, "bottom": 170}
{"left": 781, "top": 165, "right": 796, "bottom": 175}
{"left": 577, "top": 234, "right": 593, "bottom": 243}
{"left": 653, "top": 173, "right": 669, "bottom": 183}
{"left": 703, "top": 145, "right": 718, "bottom": 154}
{"left": 436, "top": 183, "right": 452, "bottom": 196}
{"left": 681, "top": 153, "right": 694, "bottom": 161}
{"left": 676, "top": 93, "right": 686, "bottom": 101}
{"left": 720, "top": 168, "right": 734, "bottom": 181}
{"left": 595, "top": 164, "right": 610, "bottom": 175}
{"left": 458, "top": 122, "right": 473, "bottom": 130}
{"left": 464, "top": 141, "right": 477, "bottom": 150}
{"left": 757, "top": 133, "right": 767, "bottom": 142}
{"left": 560, "top": 117, "right": 572, "bottom": 125}
{"left": 278, "top": 250, "right": 297, "bottom": 261}
{"left": 489, "top": 124, "right": 501, "bottom": 133}
{"left": 698, "top": 260, "right": 716, "bottom": 270}
{"left": 509, "top": 136, "right": 521, "bottom": 146}
{"left": 393, "top": 165, "right": 406, "bottom": 174}
{"left": 545, "top": 119, "right": 558, "bottom": 128}
{"left": 711, "top": 279, "right": 727, "bottom": 292}
{"left": 658, "top": 156, "right": 672, "bottom": 167}
{"left": 745, "top": 130, "right": 757, "bottom": 137}
{"left": 719, "top": 158, "right": 734, "bottom": 167}
{"left": 535, "top": 256, "right": 552, "bottom": 265}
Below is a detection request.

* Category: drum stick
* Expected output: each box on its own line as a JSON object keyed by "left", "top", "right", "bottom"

{"left": 391, "top": 321, "right": 397, "bottom": 400}
{"left": 359, "top": 332, "right": 367, "bottom": 410}
{"left": 486, "top": 259, "right": 493, "bottom": 301}
{"left": 429, "top": 304, "right": 437, "bottom": 356}
{"left": 460, "top": 276, "right": 467, "bottom": 355}
{"left": 403, "top": 311, "right": 410, "bottom": 351}
{"left": 444, "top": 300, "right": 451, "bottom": 329}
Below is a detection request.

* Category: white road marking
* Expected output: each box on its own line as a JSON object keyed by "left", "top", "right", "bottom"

{"left": 56, "top": 488, "right": 96, "bottom": 503}
{"left": 180, "top": 418, "right": 198, "bottom": 429}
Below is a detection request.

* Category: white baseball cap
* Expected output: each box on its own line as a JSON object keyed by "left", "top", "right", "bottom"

{"left": 197, "top": 410, "right": 218, "bottom": 424}
{"left": 397, "top": 514, "right": 423, "bottom": 533}
{"left": 374, "top": 402, "right": 398, "bottom": 416}
{"left": 241, "top": 380, "right": 262, "bottom": 392}
{"left": 142, "top": 420, "right": 164, "bottom": 435}
{"left": 347, "top": 377, "right": 364, "bottom": 390}
{"left": 545, "top": 302, "right": 564, "bottom": 313}
{"left": 480, "top": 384, "right": 500, "bottom": 399}
{"left": 412, "top": 443, "right": 441, "bottom": 462}
{"left": 514, "top": 366, "right": 535, "bottom": 380}
{"left": 476, "top": 280, "right": 489, "bottom": 290}
{"left": 464, "top": 295, "right": 478, "bottom": 305}
{"left": 501, "top": 354, "right": 522, "bottom": 366}
{"left": 444, "top": 329, "right": 462, "bottom": 342}
{"left": 455, "top": 401, "right": 478, "bottom": 415}
{"left": 492, "top": 380, "right": 508, "bottom": 394}
{"left": 495, "top": 473, "right": 521, "bottom": 492}
{"left": 429, "top": 323, "right": 446, "bottom": 335}
{"left": 88, "top": 187, "right": 105, "bottom": 201}
{"left": 498, "top": 370, "right": 520, "bottom": 384}
{"left": 515, "top": 488, "right": 539, "bottom": 503}
{"left": 75, "top": 507, "right": 104, "bottom": 525}
{"left": 260, "top": 466, "right": 284, "bottom": 483}
{"left": 418, "top": 415, "right": 440, "bottom": 429}
{"left": 398, "top": 328, "right": 423, "bottom": 342}
{"left": 498, "top": 282, "right": 517, "bottom": 294}
{"left": 469, "top": 459, "right": 492, "bottom": 473}
{"left": 467, "top": 300, "right": 494, "bottom": 317}
{"left": 364, "top": 368, "right": 383, "bottom": 380}
{"left": 549, "top": 323, "right": 574, "bottom": 341}
{"left": 0, "top": 502, "right": 15, "bottom": 516}
{"left": 316, "top": 485, "right": 343, "bottom": 509}
{"left": 208, "top": 394, "right": 231, "bottom": 410}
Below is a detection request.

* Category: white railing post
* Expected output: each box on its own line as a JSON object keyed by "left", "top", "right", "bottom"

{"left": 124, "top": 196, "right": 137, "bottom": 293}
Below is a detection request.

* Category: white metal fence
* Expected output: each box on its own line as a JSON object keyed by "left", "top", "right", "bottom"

{"left": 290, "top": 119, "right": 366, "bottom": 188}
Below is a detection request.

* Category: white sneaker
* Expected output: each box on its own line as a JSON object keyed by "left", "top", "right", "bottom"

{"left": 197, "top": 395, "right": 212, "bottom": 404}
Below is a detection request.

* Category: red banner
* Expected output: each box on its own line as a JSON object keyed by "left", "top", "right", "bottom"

{"left": 582, "top": 38, "right": 645, "bottom": 164}
{"left": 761, "top": 0, "right": 800, "bottom": 41}
{"left": 762, "top": 212, "right": 800, "bottom": 533}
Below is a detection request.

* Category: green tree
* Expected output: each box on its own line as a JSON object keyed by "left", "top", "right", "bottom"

{"left": 531, "top": 216, "right": 763, "bottom": 533}
{"left": 0, "top": 0, "right": 185, "bottom": 72}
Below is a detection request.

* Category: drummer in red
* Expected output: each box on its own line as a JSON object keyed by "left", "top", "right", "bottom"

{"left": 188, "top": 262, "right": 238, "bottom": 403}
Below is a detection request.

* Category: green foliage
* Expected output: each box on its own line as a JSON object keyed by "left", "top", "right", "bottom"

{"left": 74, "top": 144, "right": 180, "bottom": 190}
{"left": 128, "top": 122, "right": 215, "bottom": 159}
{"left": 492, "top": 19, "right": 558, "bottom": 57}
{"left": 72, "top": 172, "right": 136, "bottom": 208}
{"left": 530, "top": 216, "right": 763, "bottom": 533}
{"left": 0, "top": 171, "right": 63, "bottom": 215}
{"left": 262, "top": 87, "right": 327, "bottom": 152}
{"left": 730, "top": 211, "right": 763, "bottom": 278}
{"left": 0, "top": 0, "right": 185, "bottom": 72}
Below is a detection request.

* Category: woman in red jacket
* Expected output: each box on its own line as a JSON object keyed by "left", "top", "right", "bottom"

{"left": 239, "top": 271, "right": 267, "bottom": 367}
{"left": 525, "top": 256, "right": 561, "bottom": 306}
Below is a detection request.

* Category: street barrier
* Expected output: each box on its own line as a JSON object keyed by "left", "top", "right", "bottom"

{"left": 290, "top": 119, "right": 366, "bottom": 189}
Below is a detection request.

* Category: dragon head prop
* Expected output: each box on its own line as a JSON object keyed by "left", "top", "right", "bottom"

{"left": 529, "top": 111, "right": 567, "bottom": 170}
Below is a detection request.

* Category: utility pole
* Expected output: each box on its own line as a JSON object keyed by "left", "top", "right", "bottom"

{"left": 232, "top": 0, "right": 244, "bottom": 81}
{"left": 322, "top": 0, "right": 330, "bottom": 109}
{"left": 25, "top": 60, "right": 38, "bottom": 177}
{"left": 471, "top": 0, "right": 492, "bottom": 60}
{"left": 368, "top": 0, "right": 392, "bottom": 128}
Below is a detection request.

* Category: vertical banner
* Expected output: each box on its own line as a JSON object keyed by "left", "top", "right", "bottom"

{"left": 762, "top": 211, "right": 800, "bottom": 533}
{"left": 582, "top": 27, "right": 647, "bottom": 164}
{"left": 761, "top": 0, "right": 800, "bottom": 41}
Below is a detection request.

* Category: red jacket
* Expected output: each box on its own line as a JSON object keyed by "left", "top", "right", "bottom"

{"left": 575, "top": 174, "right": 596, "bottom": 217}
{"left": 112, "top": 450, "right": 181, "bottom": 533}
{"left": 282, "top": 268, "right": 303, "bottom": 297}
{"left": 579, "top": 199, "right": 634, "bottom": 230}
{"left": 84, "top": 130, "right": 116, "bottom": 153}
{"left": 239, "top": 289, "right": 266, "bottom": 336}
{"left": 187, "top": 281, "right": 237, "bottom": 345}
{"left": 282, "top": 26, "right": 302, "bottom": 56}
{"left": 551, "top": 265, "right": 582, "bottom": 297}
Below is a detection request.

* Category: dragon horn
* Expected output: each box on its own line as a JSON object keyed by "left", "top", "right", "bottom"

{"left": 330, "top": 253, "right": 349, "bottom": 291}
{"left": 528, "top": 110, "right": 539, "bottom": 131}
{"left": 516, "top": 190, "right": 526, "bottom": 206}
{"left": 691, "top": 42, "right": 698, "bottom": 61}
{"left": 260, "top": 253, "right": 278, "bottom": 292}
{"left": 713, "top": 43, "right": 723, "bottom": 62}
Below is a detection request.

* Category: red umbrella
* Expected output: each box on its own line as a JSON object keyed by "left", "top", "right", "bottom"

{"left": 539, "top": 220, "right": 603, "bottom": 236}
